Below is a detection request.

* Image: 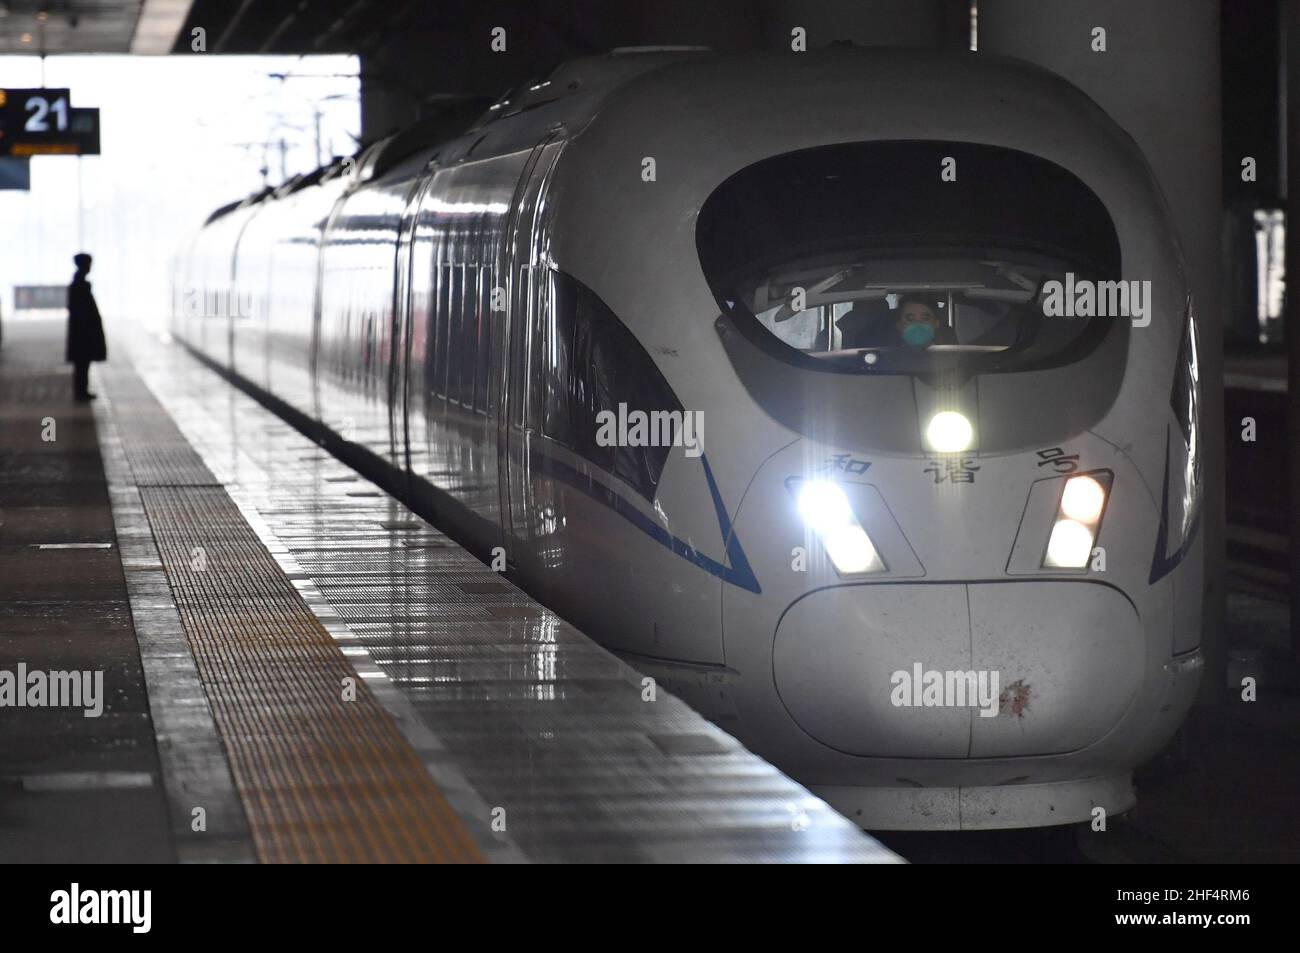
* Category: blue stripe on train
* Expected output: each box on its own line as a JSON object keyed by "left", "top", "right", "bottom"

{"left": 534, "top": 450, "right": 762, "bottom": 594}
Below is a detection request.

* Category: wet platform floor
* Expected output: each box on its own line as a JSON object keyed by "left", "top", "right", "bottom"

{"left": 0, "top": 320, "right": 171, "bottom": 862}
{"left": 0, "top": 319, "right": 897, "bottom": 864}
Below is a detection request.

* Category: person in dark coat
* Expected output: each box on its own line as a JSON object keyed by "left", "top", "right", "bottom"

{"left": 66, "top": 252, "right": 107, "bottom": 401}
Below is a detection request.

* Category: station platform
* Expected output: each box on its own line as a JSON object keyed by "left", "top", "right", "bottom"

{"left": 0, "top": 317, "right": 898, "bottom": 864}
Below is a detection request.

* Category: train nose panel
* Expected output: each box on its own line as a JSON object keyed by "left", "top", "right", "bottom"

{"left": 773, "top": 582, "right": 1144, "bottom": 759}
{"left": 967, "top": 582, "right": 1143, "bottom": 758}
{"left": 773, "top": 584, "right": 973, "bottom": 758}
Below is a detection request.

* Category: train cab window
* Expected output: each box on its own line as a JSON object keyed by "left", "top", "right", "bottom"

{"left": 698, "top": 141, "right": 1122, "bottom": 375}
{"left": 539, "top": 270, "right": 681, "bottom": 500}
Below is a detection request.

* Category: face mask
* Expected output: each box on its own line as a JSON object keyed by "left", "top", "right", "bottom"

{"left": 903, "top": 322, "right": 935, "bottom": 347}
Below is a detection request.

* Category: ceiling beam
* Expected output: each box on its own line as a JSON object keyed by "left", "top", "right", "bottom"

{"left": 259, "top": 0, "right": 309, "bottom": 53}
{"left": 214, "top": 0, "right": 258, "bottom": 53}
{"left": 130, "top": 0, "right": 195, "bottom": 54}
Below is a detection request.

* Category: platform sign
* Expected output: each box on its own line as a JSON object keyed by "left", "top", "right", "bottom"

{"left": 65, "top": 107, "right": 101, "bottom": 155}
{"left": 0, "top": 157, "right": 30, "bottom": 190}
{"left": 14, "top": 285, "right": 68, "bottom": 311}
{"left": 0, "top": 88, "right": 101, "bottom": 156}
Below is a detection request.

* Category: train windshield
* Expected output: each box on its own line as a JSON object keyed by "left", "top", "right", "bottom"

{"left": 697, "top": 141, "right": 1122, "bottom": 374}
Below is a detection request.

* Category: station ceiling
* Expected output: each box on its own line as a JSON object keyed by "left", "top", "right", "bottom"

{"left": 0, "top": 0, "right": 392, "bottom": 55}
{"left": 0, "top": 0, "right": 1278, "bottom": 195}
{"left": 0, "top": 1, "right": 878, "bottom": 58}
{"left": 0, "top": 1, "right": 702, "bottom": 57}
{"left": 0, "top": 0, "right": 167, "bottom": 54}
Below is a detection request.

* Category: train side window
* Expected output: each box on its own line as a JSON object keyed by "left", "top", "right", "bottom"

{"left": 475, "top": 266, "right": 492, "bottom": 414}
{"left": 463, "top": 215, "right": 482, "bottom": 412}
{"left": 461, "top": 262, "right": 476, "bottom": 409}
{"left": 524, "top": 264, "right": 544, "bottom": 433}
{"left": 460, "top": 261, "right": 475, "bottom": 409}
{"left": 435, "top": 261, "right": 451, "bottom": 398}
{"left": 469, "top": 264, "right": 481, "bottom": 412}
{"left": 427, "top": 245, "right": 443, "bottom": 398}
{"left": 507, "top": 264, "right": 533, "bottom": 430}
{"left": 541, "top": 270, "right": 577, "bottom": 447}
{"left": 542, "top": 270, "right": 682, "bottom": 500}
{"left": 447, "top": 263, "right": 465, "bottom": 404}
{"left": 445, "top": 262, "right": 458, "bottom": 403}
{"left": 486, "top": 259, "right": 501, "bottom": 415}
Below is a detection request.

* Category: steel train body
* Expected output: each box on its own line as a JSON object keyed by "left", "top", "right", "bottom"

{"left": 174, "top": 50, "right": 1204, "bottom": 829}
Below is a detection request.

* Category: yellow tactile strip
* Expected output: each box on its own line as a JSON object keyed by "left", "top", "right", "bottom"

{"left": 107, "top": 372, "right": 223, "bottom": 487}
{"left": 138, "top": 485, "right": 483, "bottom": 863}
{"left": 106, "top": 365, "right": 482, "bottom": 863}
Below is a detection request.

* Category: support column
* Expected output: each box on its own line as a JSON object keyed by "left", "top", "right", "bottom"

{"left": 979, "top": 0, "right": 1226, "bottom": 702}
{"left": 1286, "top": 1, "right": 1300, "bottom": 664}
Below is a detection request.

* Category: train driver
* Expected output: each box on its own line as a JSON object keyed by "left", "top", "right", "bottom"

{"left": 895, "top": 295, "right": 955, "bottom": 348}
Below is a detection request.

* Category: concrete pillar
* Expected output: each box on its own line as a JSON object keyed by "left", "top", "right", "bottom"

{"left": 1286, "top": 1, "right": 1300, "bottom": 664}
{"left": 979, "top": 0, "right": 1225, "bottom": 701}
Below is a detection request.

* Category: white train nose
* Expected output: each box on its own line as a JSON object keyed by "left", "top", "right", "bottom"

{"left": 965, "top": 582, "right": 1144, "bottom": 756}
{"left": 773, "top": 581, "right": 1144, "bottom": 759}
{"left": 774, "top": 584, "right": 972, "bottom": 758}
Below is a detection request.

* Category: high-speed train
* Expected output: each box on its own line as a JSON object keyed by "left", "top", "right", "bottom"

{"left": 174, "top": 48, "right": 1204, "bottom": 830}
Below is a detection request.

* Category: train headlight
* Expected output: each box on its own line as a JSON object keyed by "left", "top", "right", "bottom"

{"left": 796, "top": 480, "right": 854, "bottom": 533}
{"left": 1059, "top": 474, "right": 1105, "bottom": 523}
{"left": 1043, "top": 471, "right": 1112, "bottom": 569}
{"left": 795, "top": 480, "right": 885, "bottom": 575}
{"left": 821, "top": 525, "right": 882, "bottom": 575}
{"left": 925, "top": 411, "right": 973, "bottom": 453}
{"left": 1045, "top": 519, "right": 1094, "bottom": 568}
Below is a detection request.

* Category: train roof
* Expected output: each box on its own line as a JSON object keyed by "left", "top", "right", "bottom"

{"left": 200, "top": 48, "right": 711, "bottom": 225}
{"left": 199, "top": 47, "right": 1156, "bottom": 233}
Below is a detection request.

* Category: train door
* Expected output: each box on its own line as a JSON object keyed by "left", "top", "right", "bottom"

{"left": 498, "top": 134, "right": 565, "bottom": 566}
{"left": 393, "top": 170, "right": 434, "bottom": 499}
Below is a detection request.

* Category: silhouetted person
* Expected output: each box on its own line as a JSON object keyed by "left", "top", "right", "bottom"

{"left": 66, "top": 252, "right": 106, "bottom": 401}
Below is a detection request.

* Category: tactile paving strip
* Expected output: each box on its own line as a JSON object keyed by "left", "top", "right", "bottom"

{"left": 106, "top": 372, "right": 222, "bottom": 487}
{"left": 105, "top": 369, "right": 482, "bottom": 863}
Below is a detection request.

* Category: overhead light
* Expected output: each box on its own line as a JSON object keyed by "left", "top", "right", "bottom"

{"left": 925, "top": 411, "right": 974, "bottom": 454}
{"left": 794, "top": 479, "right": 886, "bottom": 575}
{"left": 1043, "top": 471, "right": 1113, "bottom": 569}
